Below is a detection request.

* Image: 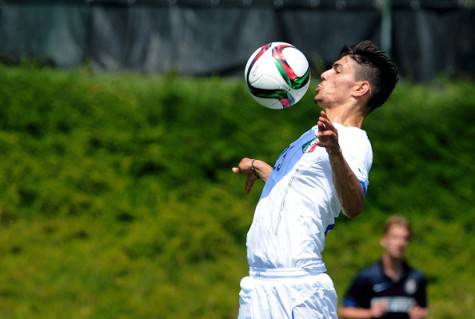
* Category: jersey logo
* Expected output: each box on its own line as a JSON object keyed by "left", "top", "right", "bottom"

{"left": 372, "top": 297, "right": 415, "bottom": 313}
{"left": 405, "top": 279, "right": 417, "bottom": 294}
{"left": 372, "top": 282, "right": 390, "bottom": 292}
{"left": 301, "top": 137, "right": 319, "bottom": 153}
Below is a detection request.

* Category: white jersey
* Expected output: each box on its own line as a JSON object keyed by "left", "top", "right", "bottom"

{"left": 246, "top": 123, "right": 373, "bottom": 271}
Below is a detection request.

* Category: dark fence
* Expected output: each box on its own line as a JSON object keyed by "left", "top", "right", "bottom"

{"left": 1, "top": 0, "right": 474, "bottom": 81}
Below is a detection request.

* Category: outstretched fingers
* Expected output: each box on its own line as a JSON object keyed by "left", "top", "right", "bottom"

{"left": 316, "top": 111, "right": 339, "bottom": 151}
{"left": 317, "top": 111, "right": 336, "bottom": 132}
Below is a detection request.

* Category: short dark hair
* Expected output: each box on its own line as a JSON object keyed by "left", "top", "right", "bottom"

{"left": 340, "top": 40, "right": 399, "bottom": 112}
{"left": 383, "top": 215, "right": 412, "bottom": 240}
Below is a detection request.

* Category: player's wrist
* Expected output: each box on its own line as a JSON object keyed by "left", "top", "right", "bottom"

{"left": 251, "top": 159, "right": 259, "bottom": 178}
{"left": 326, "top": 145, "right": 341, "bottom": 156}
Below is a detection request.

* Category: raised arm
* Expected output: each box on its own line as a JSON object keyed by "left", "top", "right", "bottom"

{"left": 317, "top": 111, "right": 365, "bottom": 218}
{"left": 232, "top": 157, "right": 273, "bottom": 193}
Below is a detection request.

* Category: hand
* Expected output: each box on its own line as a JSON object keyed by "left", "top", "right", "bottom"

{"left": 370, "top": 302, "right": 386, "bottom": 318}
{"left": 232, "top": 157, "right": 259, "bottom": 193}
{"left": 409, "top": 306, "right": 428, "bottom": 319}
{"left": 317, "top": 111, "right": 340, "bottom": 154}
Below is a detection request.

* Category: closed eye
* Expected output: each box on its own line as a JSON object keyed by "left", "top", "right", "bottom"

{"left": 332, "top": 63, "right": 342, "bottom": 73}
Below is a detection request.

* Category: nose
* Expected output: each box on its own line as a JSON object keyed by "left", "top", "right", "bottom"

{"left": 320, "top": 69, "right": 330, "bottom": 81}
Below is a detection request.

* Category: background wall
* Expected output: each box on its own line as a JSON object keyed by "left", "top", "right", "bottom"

{"left": 1, "top": 0, "right": 474, "bottom": 81}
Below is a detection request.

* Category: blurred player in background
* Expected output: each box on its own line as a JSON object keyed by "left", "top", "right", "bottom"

{"left": 232, "top": 40, "right": 399, "bottom": 318}
{"left": 339, "top": 215, "right": 428, "bottom": 319}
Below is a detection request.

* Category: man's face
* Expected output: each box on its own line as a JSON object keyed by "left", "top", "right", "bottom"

{"left": 381, "top": 225, "right": 411, "bottom": 260}
{"left": 314, "top": 55, "right": 360, "bottom": 108}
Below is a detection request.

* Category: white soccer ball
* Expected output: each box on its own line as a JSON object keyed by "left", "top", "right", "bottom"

{"left": 244, "top": 42, "right": 311, "bottom": 110}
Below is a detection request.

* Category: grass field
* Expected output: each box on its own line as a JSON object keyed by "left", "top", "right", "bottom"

{"left": 0, "top": 65, "right": 474, "bottom": 318}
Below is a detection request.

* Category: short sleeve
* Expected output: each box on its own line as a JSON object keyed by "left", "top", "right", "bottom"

{"left": 414, "top": 272, "right": 428, "bottom": 307}
{"left": 336, "top": 126, "right": 373, "bottom": 194}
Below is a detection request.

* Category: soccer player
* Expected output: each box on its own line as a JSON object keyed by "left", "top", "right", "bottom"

{"left": 339, "top": 216, "right": 428, "bottom": 319}
{"left": 232, "top": 40, "right": 399, "bottom": 318}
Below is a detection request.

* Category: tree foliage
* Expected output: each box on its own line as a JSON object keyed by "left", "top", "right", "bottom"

{"left": 0, "top": 66, "right": 474, "bottom": 318}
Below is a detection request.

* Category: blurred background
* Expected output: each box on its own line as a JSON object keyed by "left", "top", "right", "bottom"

{"left": 0, "top": 0, "right": 474, "bottom": 318}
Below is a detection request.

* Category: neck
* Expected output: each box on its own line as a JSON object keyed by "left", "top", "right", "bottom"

{"left": 382, "top": 254, "right": 404, "bottom": 281}
{"left": 321, "top": 102, "right": 366, "bottom": 128}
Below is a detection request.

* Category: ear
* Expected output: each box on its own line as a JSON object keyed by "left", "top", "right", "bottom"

{"left": 353, "top": 80, "right": 371, "bottom": 98}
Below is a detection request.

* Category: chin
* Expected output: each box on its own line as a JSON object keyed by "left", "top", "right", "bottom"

{"left": 315, "top": 99, "right": 329, "bottom": 110}
{"left": 314, "top": 95, "right": 324, "bottom": 104}
{"left": 391, "top": 253, "right": 405, "bottom": 259}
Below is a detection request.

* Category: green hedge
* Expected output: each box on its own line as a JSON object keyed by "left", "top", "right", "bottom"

{"left": 0, "top": 65, "right": 474, "bottom": 318}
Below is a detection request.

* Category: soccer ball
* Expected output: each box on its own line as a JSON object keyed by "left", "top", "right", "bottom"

{"left": 244, "top": 42, "right": 311, "bottom": 109}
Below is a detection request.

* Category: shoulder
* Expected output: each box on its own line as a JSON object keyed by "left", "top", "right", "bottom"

{"left": 353, "top": 261, "right": 382, "bottom": 283}
{"left": 360, "top": 261, "right": 382, "bottom": 277}
{"left": 335, "top": 123, "right": 370, "bottom": 141}
{"left": 408, "top": 267, "right": 428, "bottom": 283}
{"left": 289, "top": 126, "right": 318, "bottom": 148}
{"left": 335, "top": 124, "right": 373, "bottom": 162}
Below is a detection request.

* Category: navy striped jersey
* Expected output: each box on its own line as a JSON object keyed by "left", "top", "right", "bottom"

{"left": 343, "top": 260, "right": 428, "bottom": 319}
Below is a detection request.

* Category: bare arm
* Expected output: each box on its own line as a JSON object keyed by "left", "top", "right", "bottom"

{"left": 409, "top": 306, "right": 428, "bottom": 319}
{"left": 317, "top": 111, "right": 365, "bottom": 218}
{"left": 232, "top": 157, "right": 273, "bottom": 193}
{"left": 339, "top": 303, "right": 386, "bottom": 318}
